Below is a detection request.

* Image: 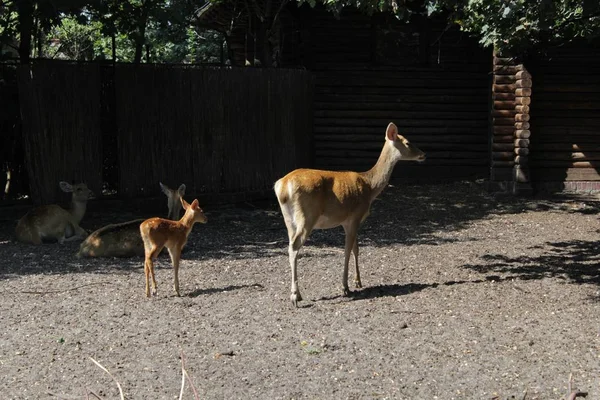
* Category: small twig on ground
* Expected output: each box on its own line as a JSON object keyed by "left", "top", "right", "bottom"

{"left": 89, "top": 357, "right": 125, "bottom": 400}
{"left": 566, "top": 373, "right": 588, "bottom": 400}
{"left": 88, "top": 392, "right": 102, "bottom": 400}
{"left": 20, "top": 281, "right": 111, "bottom": 295}
{"left": 179, "top": 350, "right": 200, "bottom": 400}
{"left": 47, "top": 392, "right": 80, "bottom": 399}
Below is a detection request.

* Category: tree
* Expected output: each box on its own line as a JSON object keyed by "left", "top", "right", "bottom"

{"left": 294, "top": 0, "right": 600, "bottom": 55}
{"left": 428, "top": 0, "right": 600, "bottom": 55}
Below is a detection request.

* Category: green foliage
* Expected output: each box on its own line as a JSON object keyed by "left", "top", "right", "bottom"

{"left": 45, "top": 16, "right": 102, "bottom": 60}
{"left": 429, "top": 0, "right": 600, "bottom": 54}
{"left": 298, "top": 0, "right": 600, "bottom": 54}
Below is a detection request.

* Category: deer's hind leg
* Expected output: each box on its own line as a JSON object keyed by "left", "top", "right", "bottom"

{"left": 287, "top": 207, "right": 320, "bottom": 307}
{"left": 144, "top": 243, "right": 164, "bottom": 297}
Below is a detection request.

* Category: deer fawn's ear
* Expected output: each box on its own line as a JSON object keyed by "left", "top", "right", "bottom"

{"left": 385, "top": 122, "right": 398, "bottom": 142}
{"left": 177, "top": 184, "right": 186, "bottom": 195}
{"left": 191, "top": 199, "right": 199, "bottom": 209}
{"left": 59, "top": 181, "right": 73, "bottom": 192}
{"left": 180, "top": 196, "right": 190, "bottom": 210}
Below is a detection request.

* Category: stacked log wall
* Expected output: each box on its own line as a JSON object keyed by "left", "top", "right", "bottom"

{"left": 490, "top": 55, "right": 533, "bottom": 194}
{"left": 309, "top": 8, "right": 492, "bottom": 182}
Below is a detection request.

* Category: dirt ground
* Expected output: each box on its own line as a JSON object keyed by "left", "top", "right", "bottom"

{"left": 0, "top": 181, "right": 598, "bottom": 400}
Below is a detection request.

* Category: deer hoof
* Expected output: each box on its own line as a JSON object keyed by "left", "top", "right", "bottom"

{"left": 354, "top": 280, "right": 362, "bottom": 289}
{"left": 290, "top": 292, "right": 302, "bottom": 307}
{"left": 342, "top": 287, "right": 351, "bottom": 297}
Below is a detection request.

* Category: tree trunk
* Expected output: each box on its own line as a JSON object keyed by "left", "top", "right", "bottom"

{"left": 111, "top": 30, "right": 116, "bottom": 62}
{"left": 17, "top": 0, "right": 34, "bottom": 64}
{"left": 133, "top": 1, "right": 151, "bottom": 64}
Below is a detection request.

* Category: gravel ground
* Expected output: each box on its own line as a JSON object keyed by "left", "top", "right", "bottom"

{"left": 0, "top": 181, "right": 598, "bottom": 400}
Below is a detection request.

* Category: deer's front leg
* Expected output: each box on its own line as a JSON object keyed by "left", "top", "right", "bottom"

{"left": 342, "top": 225, "right": 359, "bottom": 296}
{"left": 352, "top": 238, "right": 362, "bottom": 289}
{"left": 168, "top": 246, "right": 182, "bottom": 297}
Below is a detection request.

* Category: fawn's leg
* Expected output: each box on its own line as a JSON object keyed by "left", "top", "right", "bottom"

{"left": 145, "top": 245, "right": 163, "bottom": 297}
{"left": 167, "top": 245, "right": 182, "bottom": 297}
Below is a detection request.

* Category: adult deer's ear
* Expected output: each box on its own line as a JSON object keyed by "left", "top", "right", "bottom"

{"left": 385, "top": 122, "right": 398, "bottom": 142}
{"left": 59, "top": 181, "right": 73, "bottom": 192}
{"left": 159, "top": 182, "right": 170, "bottom": 196}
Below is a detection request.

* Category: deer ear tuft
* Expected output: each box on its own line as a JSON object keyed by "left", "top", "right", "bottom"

{"left": 385, "top": 122, "right": 398, "bottom": 141}
{"left": 159, "top": 182, "right": 170, "bottom": 196}
{"left": 59, "top": 181, "right": 73, "bottom": 192}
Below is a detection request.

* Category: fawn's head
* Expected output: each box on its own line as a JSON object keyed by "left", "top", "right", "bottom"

{"left": 385, "top": 122, "right": 426, "bottom": 162}
{"left": 59, "top": 181, "right": 94, "bottom": 203}
{"left": 160, "top": 182, "right": 186, "bottom": 220}
{"left": 181, "top": 198, "right": 207, "bottom": 224}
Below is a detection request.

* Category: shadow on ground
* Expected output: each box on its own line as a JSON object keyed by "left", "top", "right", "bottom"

{"left": 1, "top": 181, "right": 598, "bottom": 279}
{"left": 463, "top": 239, "right": 600, "bottom": 285}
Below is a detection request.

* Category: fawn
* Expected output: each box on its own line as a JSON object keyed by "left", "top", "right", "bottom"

{"left": 15, "top": 181, "right": 93, "bottom": 244}
{"left": 77, "top": 182, "right": 186, "bottom": 258}
{"left": 274, "top": 122, "right": 425, "bottom": 307}
{"left": 140, "top": 197, "right": 207, "bottom": 297}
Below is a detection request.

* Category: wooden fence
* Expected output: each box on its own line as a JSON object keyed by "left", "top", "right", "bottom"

{"left": 527, "top": 46, "right": 600, "bottom": 184}
{"left": 17, "top": 62, "right": 103, "bottom": 205}
{"left": 308, "top": 9, "right": 493, "bottom": 182}
{"left": 16, "top": 62, "right": 314, "bottom": 204}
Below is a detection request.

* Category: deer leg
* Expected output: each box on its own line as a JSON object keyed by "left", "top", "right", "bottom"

{"left": 144, "top": 257, "right": 152, "bottom": 298}
{"left": 145, "top": 245, "right": 162, "bottom": 297}
{"left": 352, "top": 238, "right": 362, "bottom": 289}
{"left": 342, "top": 224, "right": 359, "bottom": 297}
{"left": 167, "top": 246, "right": 182, "bottom": 297}
{"left": 289, "top": 220, "right": 314, "bottom": 307}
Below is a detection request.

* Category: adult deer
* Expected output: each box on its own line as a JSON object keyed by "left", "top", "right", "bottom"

{"left": 77, "top": 182, "right": 186, "bottom": 258}
{"left": 274, "top": 122, "right": 425, "bottom": 307}
{"left": 15, "top": 181, "right": 93, "bottom": 244}
{"left": 140, "top": 197, "right": 207, "bottom": 297}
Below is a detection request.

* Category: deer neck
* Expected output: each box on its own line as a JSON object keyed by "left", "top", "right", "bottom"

{"left": 362, "top": 142, "right": 398, "bottom": 201}
{"left": 70, "top": 200, "right": 87, "bottom": 224}
{"left": 179, "top": 213, "right": 197, "bottom": 233}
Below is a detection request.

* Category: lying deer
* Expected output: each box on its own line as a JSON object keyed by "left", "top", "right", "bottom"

{"left": 77, "top": 182, "right": 186, "bottom": 258}
{"left": 274, "top": 122, "right": 426, "bottom": 307}
{"left": 140, "top": 197, "right": 207, "bottom": 297}
{"left": 15, "top": 181, "right": 93, "bottom": 244}
{"left": 160, "top": 182, "right": 186, "bottom": 220}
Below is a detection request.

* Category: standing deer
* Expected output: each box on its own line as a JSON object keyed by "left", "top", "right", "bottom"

{"left": 140, "top": 197, "right": 207, "bottom": 297}
{"left": 274, "top": 122, "right": 426, "bottom": 307}
{"left": 15, "top": 181, "right": 93, "bottom": 244}
{"left": 77, "top": 182, "right": 186, "bottom": 258}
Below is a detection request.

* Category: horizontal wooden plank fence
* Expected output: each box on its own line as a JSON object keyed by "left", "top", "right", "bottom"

{"left": 308, "top": 9, "right": 493, "bottom": 181}
{"left": 528, "top": 46, "right": 600, "bottom": 184}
